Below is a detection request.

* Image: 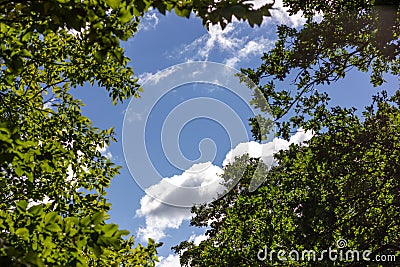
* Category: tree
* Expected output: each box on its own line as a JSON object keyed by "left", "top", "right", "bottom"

{"left": 175, "top": 92, "right": 400, "bottom": 266}
{"left": 175, "top": 1, "right": 400, "bottom": 266}
{"left": 242, "top": 1, "right": 399, "bottom": 139}
{"left": 1, "top": 0, "right": 279, "bottom": 265}
{"left": 0, "top": 10, "right": 160, "bottom": 267}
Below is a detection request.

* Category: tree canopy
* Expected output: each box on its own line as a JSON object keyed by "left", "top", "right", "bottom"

{"left": 0, "top": 1, "right": 157, "bottom": 264}
{"left": 175, "top": 1, "right": 400, "bottom": 266}
{"left": 0, "top": 0, "right": 280, "bottom": 265}
{"left": 242, "top": 1, "right": 399, "bottom": 139}
{"left": 175, "top": 92, "right": 400, "bottom": 266}
{"left": 1, "top": 0, "right": 399, "bottom": 265}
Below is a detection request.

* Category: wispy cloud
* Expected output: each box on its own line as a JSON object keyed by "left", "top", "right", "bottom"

{"left": 138, "top": 65, "right": 182, "bottom": 85}
{"left": 139, "top": 10, "right": 160, "bottom": 31}
{"left": 224, "top": 37, "right": 274, "bottom": 67}
{"left": 174, "top": 21, "right": 250, "bottom": 65}
{"left": 169, "top": 0, "right": 307, "bottom": 68}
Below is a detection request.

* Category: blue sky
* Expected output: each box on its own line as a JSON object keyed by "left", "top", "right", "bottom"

{"left": 71, "top": 2, "right": 398, "bottom": 266}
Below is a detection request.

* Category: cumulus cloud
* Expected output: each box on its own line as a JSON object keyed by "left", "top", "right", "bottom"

{"left": 136, "top": 163, "right": 224, "bottom": 241}
{"left": 155, "top": 233, "right": 207, "bottom": 267}
{"left": 188, "top": 233, "right": 208, "bottom": 245}
{"left": 136, "top": 128, "right": 313, "bottom": 242}
{"left": 223, "top": 128, "right": 313, "bottom": 166}
{"left": 269, "top": 0, "right": 306, "bottom": 28}
{"left": 289, "top": 127, "right": 314, "bottom": 145}
{"left": 156, "top": 254, "right": 181, "bottom": 267}
{"left": 27, "top": 195, "right": 53, "bottom": 209}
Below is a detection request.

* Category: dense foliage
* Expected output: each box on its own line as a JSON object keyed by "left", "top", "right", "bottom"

{"left": 175, "top": 92, "right": 400, "bottom": 266}
{"left": 0, "top": 0, "right": 279, "bottom": 265}
{"left": 175, "top": 1, "right": 400, "bottom": 266}
{"left": 1, "top": 0, "right": 155, "bottom": 266}
{"left": 2, "top": 0, "right": 399, "bottom": 265}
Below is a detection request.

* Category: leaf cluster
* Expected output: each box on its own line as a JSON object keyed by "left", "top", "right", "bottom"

{"left": 242, "top": 3, "right": 399, "bottom": 138}
{"left": 175, "top": 93, "right": 400, "bottom": 266}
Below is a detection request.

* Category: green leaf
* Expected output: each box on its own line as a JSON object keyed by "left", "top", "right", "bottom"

{"left": 91, "top": 244, "right": 102, "bottom": 257}
{"left": 16, "top": 200, "right": 28, "bottom": 213}
{"left": 25, "top": 252, "right": 45, "bottom": 267}
{"left": 230, "top": 5, "right": 246, "bottom": 19}
{"left": 16, "top": 228, "right": 29, "bottom": 240}
{"left": 118, "top": 7, "right": 133, "bottom": 23}
{"left": 246, "top": 10, "right": 263, "bottom": 27}
{"left": 46, "top": 223, "right": 62, "bottom": 232}
{"left": 91, "top": 212, "right": 104, "bottom": 225}
{"left": 102, "top": 224, "right": 118, "bottom": 237}
{"left": 106, "top": 0, "right": 121, "bottom": 9}
{"left": 45, "top": 212, "right": 59, "bottom": 225}
{"left": 28, "top": 204, "right": 44, "bottom": 216}
{"left": 174, "top": 6, "right": 191, "bottom": 18}
{"left": 119, "top": 229, "right": 130, "bottom": 236}
{"left": 94, "top": 51, "right": 106, "bottom": 63}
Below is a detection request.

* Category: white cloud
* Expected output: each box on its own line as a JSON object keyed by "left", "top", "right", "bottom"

{"left": 251, "top": 0, "right": 274, "bottom": 9}
{"left": 269, "top": 0, "right": 306, "bottom": 28}
{"left": 138, "top": 72, "right": 154, "bottom": 84}
{"left": 124, "top": 107, "right": 144, "bottom": 122}
{"left": 27, "top": 195, "right": 53, "bottom": 209}
{"left": 157, "top": 232, "right": 207, "bottom": 266}
{"left": 139, "top": 10, "right": 160, "bottom": 31}
{"left": 176, "top": 21, "right": 247, "bottom": 64}
{"left": 189, "top": 233, "right": 207, "bottom": 245}
{"left": 156, "top": 254, "right": 181, "bottom": 267}
{"left": 223, "top": 128, "right": 313, "bottom": 166}
{"left": 136, "top": 128, "right": 313, "bottom": 242}
{"left": 43, "top": 101, "right": 53, "bottom": 110}
{"left": 136, "top": 163, "right": 224, "bottom": 242}
{"left": 224, "top": 37, "right": 274, "bottom": 67}
{"left": 67, "top": 164, "right": 76, "bottom": 183}
{"left": 136, "top": 204, "right": 189, "bottom": 242}
{"left": 289, "top": 127, "right": 314, "bottom": 145}
{"left": 96, "top": 144, "right": 112, "bottom": 159}
{"left": 198, "top": 23, "right": 242, "bottom": 59}
{"left": 171, "top": 0, "right": 308, "bottom": 67}
{"left": 138, "top": 65, "right": 181, "bottom": 85}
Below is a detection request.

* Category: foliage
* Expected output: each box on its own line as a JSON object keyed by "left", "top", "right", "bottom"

{"left": 1, "top": 0, "right": 275, "bottom": 103}
{"left": 0, "top": 0, "right": 160, "bottom": 265}
{"left": 175, "top": 1, "right": 400, "bottom": 266}
{"left": 242, "top": 2, "right": 399, "bottom": 139}
{"left": 0, "top": 0, "right": 284, "bottom": 265}
{"left": 0, "top": 94, "right": 161, "bottom": 265}
{"left": 175, "top": 92, "right": 400, "bottom": 266}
